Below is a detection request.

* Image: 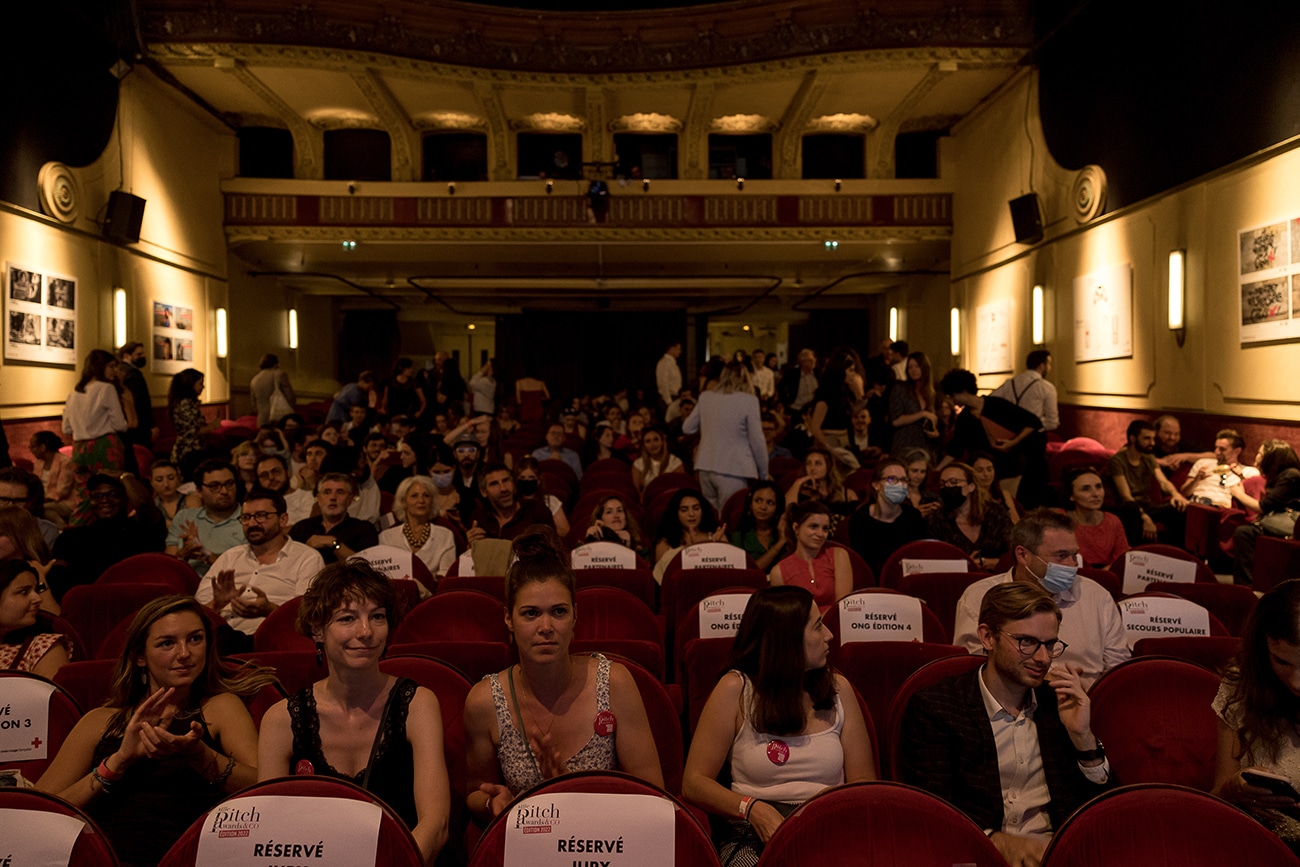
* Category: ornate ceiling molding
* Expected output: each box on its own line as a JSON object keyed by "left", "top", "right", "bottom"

{"left": 413, "top": 111, "right": 487, "bottom": 131}
{"left": 611, "top": 113, "right": 683, "bottom": 133}
{"left": 710, "top": 114, "right": 778, "bottom": 134}
{"left": 806, "top": 112, "right": 878, "bottom": 133}
{"left": 303, "top": 109, "right": 383, "bottom": 129}
{"left": 509, "top": 112, "right": 586, "bottom": 133}
{"left": 228, "top": 224, "right": 950, "bottom": 244}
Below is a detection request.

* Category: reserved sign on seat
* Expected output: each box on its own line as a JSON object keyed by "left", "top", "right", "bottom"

{"left": 195, "top": 795, "right": 381, "bottom": 866}
{"left": 698, "top": 593, "right": 753, "bottom": 636}
{"left": 0, "top": 676, "right": 53, "bottom": 762}
{"left": 680, "top": 542, "right": 746, "bottom": 569}
{"left": 1121, "top": 551, "right": 1198, "bottom": 595}
{"left": 1119, "top": 597, "right": 1212, "bottom": 648}
{"left": 838, "top": 595, "right": 924, "bottom": 643}
{"left": 572, "top": 542, "right": 638, "bottom": 570}
{"left": 504, "top": 792, "right": 674, "bottom": 866}
{"left": 900, "top": 558, "right": 969, "bottom": 576}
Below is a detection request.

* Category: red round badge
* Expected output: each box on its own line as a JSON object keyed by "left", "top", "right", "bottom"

{"left": 294, "top": 759, "right": 315, "bottom": 775}
{"left": 594, "top": 710, "right": 617, "bottom": 736}
{"left": 766, "top": 740, "right": 790, "bottom": 765}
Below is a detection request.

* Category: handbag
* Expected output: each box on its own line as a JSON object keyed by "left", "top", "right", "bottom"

{"left": 1257, "top": 508, "right": 1299, "bottom": 539}
{"left": 268, "top": 386, "right": 293, "bottom": 422}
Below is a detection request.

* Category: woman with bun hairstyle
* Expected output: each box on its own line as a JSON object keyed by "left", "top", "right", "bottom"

{"left": 463, "top": 527, "right": 663, "bottom": 823}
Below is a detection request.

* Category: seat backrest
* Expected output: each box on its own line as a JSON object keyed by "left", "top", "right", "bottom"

{"left": 1087, "top": 658, "right": 1222, "bottom": 790}
{"left": 0, "top": 787, "right": 122, "bottom": 865}
{"left": 829, "top": 589, "right": 947, "bottom": 646}
{"left": 880, "top": 540, "right": 974, "bottom": 588}
{"left": 1255, "top": 536, "right": 1300, "bottom": 593}
{"left": 1040, "top": 783, "right": 1300, "bottom": 867}
{"left": 97, "top": 552, "right": 200, "bottom": 594}
{"left": 573, "top": 587, "right": 662, "bottom": 643}
{"left": 60, "top": 582, "right": 178, "bottom": 664}
{"left": 385, "top": 640, "right": 512, "bottom": 684}
{"left": 756, "top": 781, "right": 1005, "bottom": 866}
{"left": 887, "top": 653, "right": 985, "bottom": 779}
{"left": 158, "top": 776, "right": 424, "bottom": 867}
{"left": 827, "top": 540, "right": 876, "bottom": 589}
{"left": 837, "top": 641, "right": 968, "bottom": 780}
{"left": 1132, "top": 635, "right": 1239, "bottom": 672}
{"left": 674, "top": 587, "right": 758, "bottom": 683}
{"left": 52, "top": 657, "right": 117, "bottom": 715}
{"left": 1078, "top": 567, "right": 1122, "bottom": 602}
{"left": 895, "top": 571, "right": 990, "bottom": 643}
{"left": 572, "top": 567, "right": 656, "bottom": 609}
{"left": 436, "top": 574, "right": 506, "bottom": 600}
{"left": 1147, "top": 581, "right": 1257, "bottom": 636}
{"left": 0, "top": 671, "right": 83, "bottom": 780}
{"left": 468, "top": 771, "right": 719, "bottom": 867}
{"left": 662, "top": 567, "right": 766, "bottom": 639}
{"left": 1118, "top": 593, "right": 1228, "bottom": 648}
{"left": 682, "top": 637, "right": 736, "bottom": 735}
{"left": 251, "top": 597, "right": 313, "bottom": 653}
{"left": 392, "top": 590, "right": 508, "bottom": 645}
{"left": 1111, "top": 544, "right": 1217, "bottom": 594}
{"left": 641, "top": 471, "right": 700, "bottom": 506}
{"left": 719, "top": 486, "right": 750, "bottom": 531}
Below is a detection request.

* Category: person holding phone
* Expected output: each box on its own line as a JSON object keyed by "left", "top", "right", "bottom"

{"left": 1213, "top": 579, "right": 1300, "bottom": 853}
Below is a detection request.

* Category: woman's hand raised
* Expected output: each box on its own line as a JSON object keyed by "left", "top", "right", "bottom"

{"left": 115, "top": 688, "right": 203, "bottom": 769}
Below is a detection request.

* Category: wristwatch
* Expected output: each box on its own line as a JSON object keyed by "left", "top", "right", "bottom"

{"left": 1075, "top": 739, "right": 1106, "bottom": 761}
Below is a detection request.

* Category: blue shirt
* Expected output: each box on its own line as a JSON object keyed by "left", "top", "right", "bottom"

{"left": 165, "top": 505, "right": 244, "bottom": 576}
{"left": 531, "top": 446, "right": 583, "bottom": 480}
{"left": 327, "top": 382, "right": 369, "bottom": 423}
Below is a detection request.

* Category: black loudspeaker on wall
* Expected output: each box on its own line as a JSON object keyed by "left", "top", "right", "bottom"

{"left": 103, "top": 191, "right": 146, "bottom": 243}
{"left": 1008, "top": 192, "right": 1044, "bottom": 244}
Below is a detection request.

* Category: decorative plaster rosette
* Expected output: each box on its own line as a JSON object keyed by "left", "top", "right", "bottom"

{"left": 1071, "top": 164, "right": 1107, "bottom": 224}
{"left": 38, "top": 162, "right": 82, "bottom": 224}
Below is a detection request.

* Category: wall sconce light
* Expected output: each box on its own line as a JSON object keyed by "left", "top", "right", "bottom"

{"left": 889, "top": 306, "right": 900, "bottom": 341}
{"left": 1168, "top": 249, "right": 1186, "bottom": 345}
{"left": 546, "top": 180, "right": 553, "bottom": 195}
{"left": 742, "top": 324, "right": 751, "bottom": 332}
{"left": 736, "top": 178, "right": 745, "bottom": 191}
{"left": 642, "top": 179, "right": 650, "bottom": 192}
{"left": 215, "top": 308, "right": 228, "bottom": 359}
{"left": 288, "top": 308, "right": 299, "bottom": 350}
{"left": 467, "top": 323, "right": 476, "bottom": 331}
{"left": 113, "top": 288, "right": 127, "bottom": 350}
{"left": 1032, "top": 284, "right": 1045, "bottom": 345}
{"left": 448, "top": 182, "right": 456, "bottom": 195}
{"left": 950, "top": 307, "right": 961, "bottom": 356}
{"left": 834, "top": 179, "right": 842, "bottom": 192}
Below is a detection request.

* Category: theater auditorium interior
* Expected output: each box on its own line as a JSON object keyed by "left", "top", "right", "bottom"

{"left": 4, "top": 0, "right": 1300, "bottom": 864}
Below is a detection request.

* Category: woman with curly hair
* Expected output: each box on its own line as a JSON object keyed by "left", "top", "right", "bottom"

{"left": 729, "top": 482, "right": 786, "bottom": 573}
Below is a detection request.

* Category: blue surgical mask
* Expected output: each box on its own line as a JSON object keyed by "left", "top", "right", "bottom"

{"left": 430, "top": 470, "right": 454, "bottom": 489}
{"left": 1034, "top": 555, "right": 1077, "bottom": 595}
{"left": 882, "top": 482, "right": 909, "bottom": 505}
{"left": 260, "top": 445, "right": 279, "bottom": 456}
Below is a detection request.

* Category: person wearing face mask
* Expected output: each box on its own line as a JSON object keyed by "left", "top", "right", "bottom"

{"left": 953, "top": 509, "right": 1129, "bottom": 689}
{"left": 513, "top": 457, "right": 570, "bottom": 539}
{"left": 847, "top": 458, "right": 928, "bottom": 577}
{"left": 925, "top": 463, "right": 1012, "bottom": 572}
{"left": 116, "top": 341, "right": 155, "bottom": 452}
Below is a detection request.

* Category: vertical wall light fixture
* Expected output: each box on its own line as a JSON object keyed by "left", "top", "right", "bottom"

{"left": 215, "top": 308, "right": 228, "bottom": 359}
{"left": 950, "top": 307, "right": 961, "bottom": 357}
{"left": 288, "top": 308, "right": 299, "bottom": 350}
{"left": 888, "top": 307, "right": 899, "bottom": 342}
{"left": 113, "top": 288, "right": 127, "bottom": 349}
{"left": 1168, "top": 249, "right": 1186, "bottom": 345}
{"left": 1031, "top": 284, "right": 1045, "bottom": 346}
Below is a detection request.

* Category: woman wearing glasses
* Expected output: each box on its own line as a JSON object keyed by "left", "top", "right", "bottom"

{"left": 925, "top": 462, "right": 1012, "bottom": 572}
{"left": 847, "top": 457, "right": 929, "bottom": 577}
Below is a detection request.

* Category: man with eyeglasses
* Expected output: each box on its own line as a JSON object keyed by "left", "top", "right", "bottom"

{"left": 195, "top": 488, "right": 324, "bottom": 654}
{"left": 449, "top": 430, "right": 483, "bottom": 515}
{"left": 0, "top": 466, "right": 59, "bottom": 549}
{"left": 47, "top": 472, "right": 165, "bottom": 599}
{"left": 254, "top": 453, "right": 315, "bottom": 525}
{"left": 902, "top": 581, "right": 1113, "bottom": 867}
{"left": 953, "top": 509, "right": 1129, "bottom": 689}
{"left": 165, "top": 459, "right": 246, "bottom": 577}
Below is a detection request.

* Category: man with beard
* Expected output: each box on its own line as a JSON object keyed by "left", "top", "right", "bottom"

{"left": 117, "top": 341, "right": 155, "bottom": 451}
{"left": 196, "top": 488, "right": 324, "bottom": 653}
{"left": 450, "top": 430, "right": 483, "bottom": 515}
{"left": 1107, "top": 419, "right": 1188, "bottom": 544}
{"left": 903, "top": 581, "right": 1113, "bottom": 866}
{"left": 48, "top": 473, "right": 165, "bottom": 599}
{"left": 165, "top": 459, "right": 245, "bottom": 577}
{"left": 289, "top": 472, "right": 378, "bottom": 562}
{"left": 254, "top": 453, "right": 315, "bottom": 525}
{"left": 465, "top": 463, "right": 554, "bottom": 542}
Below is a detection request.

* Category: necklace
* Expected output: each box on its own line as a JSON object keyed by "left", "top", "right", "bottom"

{"left": 403, "top": 521, "right": 431, "bottom": 550}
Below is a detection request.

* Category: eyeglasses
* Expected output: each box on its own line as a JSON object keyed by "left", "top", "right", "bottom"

{"left": 203, "top": 480, "right": 238, "bottom": 491}
{"left": 89, "top": 491, "right": 123, "bottom": 502}
{"left": 1004, "top": 633, "right": 1069, "bottom": 658}
{"left": 239, "top": 510, "right": 280, "bottom": 523}
{"left": 878, "top": 475, "right": 905, "bottom": 485}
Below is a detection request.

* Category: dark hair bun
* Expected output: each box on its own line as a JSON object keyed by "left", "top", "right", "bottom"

{"left": 512, "top": 526, "right": 566, "bottom": 563}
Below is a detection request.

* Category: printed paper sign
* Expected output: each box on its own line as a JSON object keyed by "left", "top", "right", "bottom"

{"left": 1121, "top": 550, "right": 1198, "bottom": 595}
{"left": 457, "top": 551, "right": 476, "bottom": 577}
{"left": 1119, "top": 597, "right": 1212, "bottom": 648}
{"left": 195, "top": 795, "right": 381, "bottom": 867}
{"left": 356, "top": 545, "right": 415, "bottom": 582}
{"left": 0, "top": 808, "right": 83, "bottom": 866}
{"left": 680, "top": 543, "right": 746, "bottom": 570}
{"left": 503, "top": 792, "right": 675, "bottom": 867}
{"left": 699, "top": 593, "right": 753, "bottom": 636}
{"left": 0, "top": 676, "right": 54, "bottom": 761}
{"left": 900, "top": 559, "right": 969, "bottom": 576}
{"left": 572, "top": 542, "right": 638, "bottom": 570}
{"left": 838, "top": 595, "right": 924, "bottom": 643}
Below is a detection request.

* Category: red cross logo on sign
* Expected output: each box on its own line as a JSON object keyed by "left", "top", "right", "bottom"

{"left": 30, "top": 737, "right": 42, "bottom": 750}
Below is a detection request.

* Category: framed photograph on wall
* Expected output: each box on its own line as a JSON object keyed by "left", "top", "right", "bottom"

{"left": 976, "top": 299, "right": 1013, "bottom": 374}
{"left": 1072, "top": 262, "right": 1133, "bottom": 363}
{"left": 152, "top": 300, "right": 194, "bottom": 374}
{"left": 1239, "top": 218, "right": 1300, "bottom": 344}
{"left": 4, "top": 261, "right": 77, "bottom": 365}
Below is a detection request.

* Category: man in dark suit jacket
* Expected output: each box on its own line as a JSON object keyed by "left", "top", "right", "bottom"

{"left": 900, "top": 582, "right": 1112, "bottom": 867}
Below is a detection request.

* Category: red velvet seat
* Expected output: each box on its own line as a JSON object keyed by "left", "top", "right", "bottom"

{"left": 1146, "top": 580, "right": 1257, "bottom": 635}
{"left": 572, "top": 587, "right": 665, "bottom": 680}
{"left": 827, "top": 588, "right": 948, "bottom": 647}
{"left": 1087, "top": 657, "right": 1222, "bottom": 790}
{"left": 662, "top": 566, "right": 766, "bottom": 644}
{"left": 52, "top": 658, "right": 117, "bottom": 715}
{"left": 1109, "top": 543, "right": 1218, "bottom": 594}
{"left": 251, "top": 596, "right": 313, "bottom": 652}
{"left": 1040, "top": 783, "right": 1300, "bottom": 867}
{"left": 572, "top": 566, "right": 656, "bottom": 609}
{"left": 895, "top": 570, "right": 990, "bottom": 643}
{"left": 393, "top": 590, "right": 509, "bottom": 645}
{"left": 159, "top": 776, "right": 424, "bottom": 867}
{"left": 0, "top": 671, "right": 84, "bottom": 781}
{"left": 577, "top": 652, "right": 684, "bottom": 795}
{"left": 682, "top": 636, "right": 735, "bottom": 735}
{"left": 886, "top": 653, "right": 985, "bottom": 781}
{"left": 385, "top": 640, "right": 511, "bottom": 684}
{"left": 755, "top": 781, "right": 1005, "bottom": 867}
{"left": 1255, "top": 535, "right": 1300, "bottom": 592}
{"left": 673, "top": 586, "right": 758, "bottom": 685}
{"left": 228, "top": 649, "right": 317, "bottom": 726}
{"left": 1132, "top": 635, "right": 1239, "bottom": 672}
{"left": 61, "top": 582, "right": 177, "bottom": 662}
{"left": 827, "top": 540, "right": 876, "bottom": 589}
{"left": 468, "top": 771, "right": 719, "bottom": 867}
{"left": 0, "top": 788, "right": 122, "bottom": 865}
{"left": 1078, "top": 566, "right": 1122, "bottom": 602}
{"left": 879, "top": 540, "right": 975, "bottom": 589}
{"left": 96, "top": 552, "right": 200, "bottom": 595}
{"left": 641, "top": 471, "right": 700, "bottom": 507}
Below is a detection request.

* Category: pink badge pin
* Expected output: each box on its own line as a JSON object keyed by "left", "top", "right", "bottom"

{"left": 594, "top": 710, "right": 617, "bottom": 736}
{"left": 766, "top": 740, "right": 790, "bottom": 765}
{"left": 294, "top": 759, "right": 315, "bottom": 775}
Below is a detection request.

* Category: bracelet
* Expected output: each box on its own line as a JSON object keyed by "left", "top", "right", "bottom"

{"left": 96, "top": 758, "right": 125, "bottom": 782}
{"left": 91, "top": 768, "right": 115, "bottom": 793}
{"left": 738, "top": 796, "right": 754, "bottom": 819}
{"left": 210, "top": 753, "right": 237, "bottom": 787}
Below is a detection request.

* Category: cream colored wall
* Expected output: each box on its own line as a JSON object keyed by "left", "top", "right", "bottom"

{"left": 0, "top": 68, "right": 234, "bottom": 420}
{"left": 949, "top": 71, "right": 1300, "bottom": 421}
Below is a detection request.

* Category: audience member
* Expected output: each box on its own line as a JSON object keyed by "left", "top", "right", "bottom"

{"left": 683, "top": 361, "right": 768, "bottom": 514}
{"left": 169, "top": 368, "right": 217, "bottom": 474}
{"left": 582, "top": 494, "right": 646, "bottom": 557}
{"left": 258, "top": 560, "right": 450, "bottom": 863}
{"left": 890, "top": 351, "right": 938, "bottom": 457}
{"left": 902, "top": 582, "right": 1112, "bottom": 865}
{"left": 0, "top": 467, "right": 60, "bottom": 549}
{"left": 761, "top": 412, "right": 792, "bottom": 462}
{"left": 326, "top": 370, "right": 376, "bottom": 424}
{"left": 805, "top": 348, "right": 864, "bottom": 456}
{"left": 954, "top": 509, "right": 1129, "bottom": 688}
{"left": 37, "top": 596, "right": 272, "bottom": 866}
{"left": 467, "top": 360, "right": 497, "bottom": 416}
{"left": 195, "top": 489, "right": 325, "bottom": 653}
{"left": 531, "top": 422, "right": 583, "bottom": 480}
{"left": 1232, "top": 444, "right": 1300, "bottom": 585}
{"left": 514, "top": 457, "right": 570, "bottom": 539}
{"left": 683, "top": 585, "right": 875, "bottom": 863}
{"left": 1180, "top": 428, "right": 1260, "bottom": 508}
{"left": 62, "top": 349, "right": 130, "bottom": 479}
{"left": 449, "top": 430, "right": 484, "bottom": 513}
{"left": 783, "top": 447, "right": 858, "bottom": 510}
{"left": 116, "top": 341, "right": 155, "bottom": 452}
{"left": 166, "top": 459, "right": 245, "bottom": 577}
{"left": 730, "top": 482, "right": 787, "bottom": 573}
{"left": 848, "top": 457, "right": 929, "bottom": 578}
{"left": 1062, "top": 465, "right": 1129, "bottom": 569}
{"left": 254, "top": 453, "right": 315, "bottom": 525}
{"left": 653, "top": 489, "right": 727, "bottom": 578}
{"left": 1107, "top": 419, "right": 1188, "bottom": 544}
{"left": 971, "top": 452, "right": 1021, "bottom": 524}
{"left": 290, "top": 472, "right": 379, "bottom": 564}
{"left": 230, "top": 441, "right": 259, "bottom": 493}
{"left": 513, "top": 368, "right": 549, "bottom": 422}
{"left": 294, "top": 437, "right": 331, "bottom": 495}
{"left": 903, "top": 447, "right": 942, "bottom": 519}
{"left": 632, "top": 424, "right": 683, "bottom": 494}
{"left": 778, "top": 348, "right": 818, "bottom": 412}
{"left": 1212, "top": 579, "right": 1300, "bottom": 854}
{"left": 926, "top": 462, "right": 1012, "bottom": 572}
{"left": 938, "top": 367, "right": 1047, "bottom": 507}
{"left": 375, "top": 475, "right": 455, "bottom": 583}
{"left": 466, "top": 463, "right": 554, "bottom": 543}
{"left": 1152, "top": 413, "right": 1213, "bottom": 474}
{"left": 464, "top": 529, "right": 662, "bottom": 823}
{"left": 0, "top": 559, "right": 71, "bottom": 679}
{"left": 49, "top": 473, "right": 165, "bottom": 598}
{"left": 770, "top": 501, "right": 852, "bottom": 609}
{"left": 990, "top": 349, "right": 1060, "bottom": 433}
{"left": 888, "top": 340, "right": 910, "bottom": 381}
{"left": 751, "top": 348, "right": 775, "bottom": 400}
{"left": 28, "top": 430, "right": 76, "bottom": 521}
{"left": 382, "top": 357, "right": 428, "bottom": 420}
{"left": 249, "top": 353, "right": 296, "bottom": 427}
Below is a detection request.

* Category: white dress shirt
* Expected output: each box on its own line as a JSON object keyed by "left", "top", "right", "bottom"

{"left": 656, "top": 353, "right": 683, "bottom": 404}
{"left": 195, "top": 539, "right": 325, "bottom": 635}
{"left": 991, "top": 371, "right": 1059, "bottom": 432}
{"left": 62, "top": 381, "right": 127, "bottom": 441}
{"left": 1184, "top": 458, "right": 1259, "bottom": 507}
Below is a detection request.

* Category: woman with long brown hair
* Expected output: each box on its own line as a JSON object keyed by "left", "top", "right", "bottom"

{"left": 924, "top": 461, "right": 1012, "bottom": 571}
{"left": 889, "top": 350, "right": 938, "bottom": 457}
{"left": 61, "top": 349, "right": 129, "bottom": 477}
